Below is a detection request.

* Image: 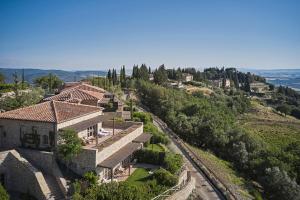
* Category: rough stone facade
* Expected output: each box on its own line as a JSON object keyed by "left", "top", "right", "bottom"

{"left": 0, "top": 110, "right": 103, "bottom": 150}
{"left": 0, "top": 119, "right": 55, "bottom": 150}
{"left": 0, "top": 150, "right": 51, "bottom": 200}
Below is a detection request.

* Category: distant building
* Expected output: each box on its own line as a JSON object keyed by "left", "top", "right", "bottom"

{"left": 182, "top": 73, "right": 193, "bottom": 82}
{"left": 224, "top": 79, "right": 231, "bottom": 88}
{"left": 250, "top": 82, "right": 269, "bottom": 94}
{"left": 149, "top": 73, "right": 154, "bottom": 81}
{"left": 211, "top": 79, "right": 230, "bottom": 88}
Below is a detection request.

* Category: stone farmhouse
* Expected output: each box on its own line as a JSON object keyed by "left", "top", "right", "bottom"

{"left": 182, "top": 73, "right": 193, "bottom": 82}
{"left": 0, "top": 86, "right": 151, "bottom": 199}
{"left": 250, "top": 82, "right": 269, "bottom": 94}
{"left": 44, "top": 82, "right": 124, "bottom": 113}
{"left": 211, "top": 78, "right": 231, "bottom": 88}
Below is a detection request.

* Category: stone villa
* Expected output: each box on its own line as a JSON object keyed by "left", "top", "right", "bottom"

{"left": 0, "top": 84, "right": 151, "bottom": 199}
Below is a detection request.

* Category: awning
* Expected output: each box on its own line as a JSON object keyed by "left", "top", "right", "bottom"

{"left": 98, "top": 142, "right": 142, "bottom": 169}
{"left": 61, "top": 115, "right": 104, "bottom": 132}
{"left": 132, "top": 133, "right": 152, "bottom": 143}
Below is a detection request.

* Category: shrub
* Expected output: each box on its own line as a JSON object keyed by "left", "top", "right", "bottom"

{"left": 152, "top": 168, "right": 178, "bottom": 187}
{"left": 0, "top": 184, "right": 9, "bottom": 200}
{"left": 135, "top": 149, "right": 165, "bottom": 165}
{"left": 144, "top": 123, "right": 170, "bottom": 145}
{"left": 263, "top": 167, "right": 300, "bottom": 200}
{"left": 163, "top": 153, "right": 183, "bottom": 174}
{"left": 83, "top": 171, "right": 98, "bottom": 186}
{"left": 135, "top": 150, "right": 183, "bottom": 174}
{"left": 291, "top": 108, "right": 300, "bottom": 119}
{"left": 133, "top": 112, "right": 153, "bottom": 124}
{"left": 151, "top": 133, "right": 170, "bottom": 145}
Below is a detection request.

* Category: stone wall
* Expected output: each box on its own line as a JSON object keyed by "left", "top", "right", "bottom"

{"left": 17, "top": 148, "right": 55, "bottom": 174}
{"left": 96, "top": 124, "right": 143, "bottom": 164}
{"left": 69, "top": 148, "right": 98, "bottom": 175}
{"left": 166, "top": 176, "right": 195, "bottom": 200}
{"left": 0, "top": 119, "right": 55, "bottom": 149}
{"left": 0, "top": 150, "right": 51, "bottom": 200}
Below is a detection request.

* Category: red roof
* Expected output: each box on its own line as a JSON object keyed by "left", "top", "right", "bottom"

{"left": 0, "top": 101, "right": 102, "bottom": 123}
{"left": 61, "top": 83, "right": 106, "bottom": 93}
{"left": 44, "top": 83, "right": 105, "bottom": 102}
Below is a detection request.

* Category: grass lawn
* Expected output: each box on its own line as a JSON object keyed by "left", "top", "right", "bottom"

{"left": 126, "top": 168, "right": 152, "bottom": 186}
{"left": 146, "top": 143, "right": 165, "bottom": 152}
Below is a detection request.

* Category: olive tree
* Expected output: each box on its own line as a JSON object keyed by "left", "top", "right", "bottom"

{"left": 57, "top": 129, "right": 82, "bottom": 168}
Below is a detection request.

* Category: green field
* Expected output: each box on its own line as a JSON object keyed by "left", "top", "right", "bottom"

{"left": 239, "top": 101, "right": 300, "bottom": 151}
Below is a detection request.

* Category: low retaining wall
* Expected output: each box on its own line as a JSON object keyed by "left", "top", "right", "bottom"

{"left": 166, "top": 177, "right": 195, "bottom": 200}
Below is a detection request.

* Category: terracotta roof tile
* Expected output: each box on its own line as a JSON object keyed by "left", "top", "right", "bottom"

{"left": 61, "top": 83, "right": 106, "bottom": 93}
{"left": 0, "top": 101, "right": 102, "bottom": 123}
{"left": 44, "top": 84, "right": 105, "bottom": 103}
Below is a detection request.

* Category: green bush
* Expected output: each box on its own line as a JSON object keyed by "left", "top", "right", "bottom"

{"left": 135, "top": 149, "right": 183, "bottom": 174}
{"left": 133, "top": 112, "right": 153, "bottom": 124}
{"left": 135, "top": 149, "right": 165, "bottom": 165}
{"left": 163, "top": 153, "right": 183, "bottom": 174}
{"left": 151, "top": 133, "right": 170, "bottom": 145}
{"left": 83, "top": 171, "right": 98, "bottom": 186}
{"left": 144, "top": 123, "right": 170, "bottom": 145}
{"left": 153, "top": 168, "right": 178, "bottom": 187}
{"left": 0, "top": 184, "right": 9, "bottom": 200}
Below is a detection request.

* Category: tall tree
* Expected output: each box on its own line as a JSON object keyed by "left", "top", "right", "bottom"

{"left": 57, "top": 129, "right": 82, "bottom": 169}
{"left": 139, "top": 64, "right": 149, "bottom": 80}
{"left": 153, "top": 64, "right": 168, "bottom": 85}
{"left": 21, "top": 68, "right": 25, "bottom": 89}
{"left": 107, "top": 69, "right": 112, "bottom": 85}
{"left": 0, "top": 73, "right": 5, "bottom": 84}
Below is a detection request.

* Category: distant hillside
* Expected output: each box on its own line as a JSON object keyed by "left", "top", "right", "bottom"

{"left": 0, "top": 68, "right": 107, "bottom": 83}
{"left": 239, "top": 68, "right": 300, "bottom": 91}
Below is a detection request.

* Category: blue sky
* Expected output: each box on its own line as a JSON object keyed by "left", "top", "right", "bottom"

{"left": 0, "top": 0, "right": 299, "bottom": 70}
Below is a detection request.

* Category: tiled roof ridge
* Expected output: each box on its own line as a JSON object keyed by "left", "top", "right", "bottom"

{"left": 64, "top": 82, "right": 106, "bottom": 93}
{"left": 76, "top": 88, "right": 99, "bottom": 99}
{"left": 51, "top": 100, "right": 59, "bottom": 123}
{"left": 53, "top": 100, "right": 104, "bottom": 110}
{"left": 77, "top": 88, "right": 104, "bottom": 100}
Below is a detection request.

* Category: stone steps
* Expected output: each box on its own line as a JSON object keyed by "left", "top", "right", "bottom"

{"left": 43, "top": 174, "right": 65, "bottom": 200}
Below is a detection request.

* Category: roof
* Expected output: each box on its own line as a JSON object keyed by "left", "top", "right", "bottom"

{"left": 0, "top": 101, "right": 102, "bottom": 123}
{"left": 61, "top": 115, "right": 104, "bottom": 132}
{"left": 44, "top": 88, "right": 104, "bottom": 101}
{"left": 98, "top": 142, "right": 142, "bottom": 168}
{"left": 44, "top": 83, "right": 106, "bottom": 104}
{"left": 61, "top": 82, "right": 106, "bottom": 93}
{"left": 132, "top": 133, "right": 152, "bottom": 143}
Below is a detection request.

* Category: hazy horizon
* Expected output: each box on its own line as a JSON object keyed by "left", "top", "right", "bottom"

{"left": 1, "top": 0, "right": 300, "bottom": 70}
{"left": 0, "top": 66, "right": 299, "bottom": 72}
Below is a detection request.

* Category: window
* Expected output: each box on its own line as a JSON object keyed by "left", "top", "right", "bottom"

{"left": 87, "top": 126, "right": 95, "bottom": 137}
{"left": 49, "top": 131, "right": 55, "bottom": 147}
{"left": 32, "top": 126, "right": 37, "bottom": 135}
{"left": 0, "top": 126, "right": 5, "bottom": 138}
{"left": 43, "top": 135, "right": 49, "bottom": 145}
